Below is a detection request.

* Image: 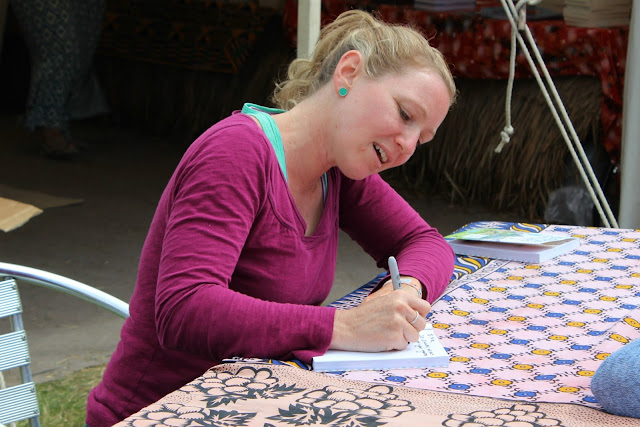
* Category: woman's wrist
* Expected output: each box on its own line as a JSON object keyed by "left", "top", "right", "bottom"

{"left": 377, "top": 276, "right": 425, "bottom": 299}
{"left": 399, "top": 278, "right": 422, "bottom": 298}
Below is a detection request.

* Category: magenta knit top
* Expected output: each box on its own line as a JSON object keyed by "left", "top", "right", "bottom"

{"left": 86, "top": 111, "right": 455, "bottom": 425}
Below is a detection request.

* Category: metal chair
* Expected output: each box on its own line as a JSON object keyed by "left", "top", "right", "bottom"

{"left": 0, "top": 262, "right": 129, "bottom": 426}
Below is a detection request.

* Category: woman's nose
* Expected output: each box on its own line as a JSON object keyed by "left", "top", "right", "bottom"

{"left": 395, "top": 128, "right": 419, "bottom": 155}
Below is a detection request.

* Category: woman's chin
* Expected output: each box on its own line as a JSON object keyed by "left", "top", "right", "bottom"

{"left": 340, "top": 168, "right": 377, "bottom": 181}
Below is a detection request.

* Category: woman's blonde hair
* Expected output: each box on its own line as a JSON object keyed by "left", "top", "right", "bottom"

{"left": 271, "top": 9, "right": 456, "bottom": 110}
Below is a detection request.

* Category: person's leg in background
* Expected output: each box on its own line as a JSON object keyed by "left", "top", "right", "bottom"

{"left": 67, "top": 0, "right": 109, "bottom": 125}
{"left": 591, "top": 339, "right": 640, "bottom": 418}
{"left": 11, "top": 0, "right": 105, "bottom": 159}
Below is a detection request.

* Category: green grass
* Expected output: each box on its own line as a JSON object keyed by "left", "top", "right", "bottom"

{"left": 17, "top": 364, "right": 106, "bottom": 427}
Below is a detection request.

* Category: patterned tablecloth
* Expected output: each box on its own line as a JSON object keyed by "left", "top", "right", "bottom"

{"left": 117, "top": 221, "right": 640, "bottom": 426}
{"left": 326, "top": 221, "right": 640, "bottom": 410}
{"left": 283, "top": 1, "right": 629, "bottom": 162}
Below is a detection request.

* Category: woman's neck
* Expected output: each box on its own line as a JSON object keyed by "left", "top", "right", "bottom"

{"left": 272, "top": 96, "right": 332, "bottom": 192}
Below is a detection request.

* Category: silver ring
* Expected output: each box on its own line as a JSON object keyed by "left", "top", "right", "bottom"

{"left": 410, "top": 310, "right": 420, "bottom": 325}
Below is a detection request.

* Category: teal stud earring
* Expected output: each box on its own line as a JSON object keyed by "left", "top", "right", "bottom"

{"left": 338, "top": 87, "right": 348, "bottom": 97}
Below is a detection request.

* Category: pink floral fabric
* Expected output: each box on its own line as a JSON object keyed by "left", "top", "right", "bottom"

{"left": 116, "top": 362, "right": 639, "bottom": 426}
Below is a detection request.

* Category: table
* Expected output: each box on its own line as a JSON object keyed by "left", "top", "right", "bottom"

{"left": 116, "top": 221, "right": 640, "bottom": 426}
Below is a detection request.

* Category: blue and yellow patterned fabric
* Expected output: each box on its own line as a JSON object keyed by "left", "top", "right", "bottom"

{"left": 230, "top": 222, "right": 640, "bottom": 414}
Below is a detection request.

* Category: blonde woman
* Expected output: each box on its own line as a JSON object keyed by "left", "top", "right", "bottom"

{"left": 86, "top": 10, "right": 457, "bottom": 426}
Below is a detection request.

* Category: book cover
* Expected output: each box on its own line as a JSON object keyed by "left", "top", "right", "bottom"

{"left": 445, "top": 228, "right": 580, "bottom": 263}
{"left": 312, "top": 324, "right": 449, "bottom": 372}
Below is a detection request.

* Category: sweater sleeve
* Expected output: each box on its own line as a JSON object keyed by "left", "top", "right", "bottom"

{"left": 152, "top": 119, "right": 335, "bottom": 363}
{"left": 338, "top": 173, "right": 455, "bottom": 303}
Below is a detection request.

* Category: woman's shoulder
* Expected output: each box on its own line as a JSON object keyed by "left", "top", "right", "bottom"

{"left": 168, "top": 112, "right": 277, "bottom": 189}
{"left": 183, "top": 113, "right": 274, "bottom": 165}
{"left": 200, "top": 112, "right": 268, "bottom": 150}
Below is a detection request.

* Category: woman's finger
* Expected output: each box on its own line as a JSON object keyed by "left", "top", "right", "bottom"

{"left": 411, "top": 300, "right": 431, "bottom": 321}
{"left": 405, "top": 308, "right": 428, "bottom": 335}
{"left": 403, "top": 320, "right": 420, "bottom": 343}
{"left": 407, "top": 309, "right": 421, "bottom": 325}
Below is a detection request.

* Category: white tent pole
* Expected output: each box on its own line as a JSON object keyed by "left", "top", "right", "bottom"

{"left": 619, "top": 2, "right": 640, "bottom": 228}
{"left": 297, "top": 0, "right": 321, "bottom": 59}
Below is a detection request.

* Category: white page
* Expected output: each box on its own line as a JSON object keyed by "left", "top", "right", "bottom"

{"left": 313, "top": 324, "right": 449, "bottom": 372}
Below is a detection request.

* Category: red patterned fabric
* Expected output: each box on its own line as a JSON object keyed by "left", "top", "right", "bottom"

{"left": 283, "top": 1, "right": 629, "bottom": 162}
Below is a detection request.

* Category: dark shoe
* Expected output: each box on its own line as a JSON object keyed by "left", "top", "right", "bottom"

{"left": 40, "top": 128, "right": 79, "bottom": 160}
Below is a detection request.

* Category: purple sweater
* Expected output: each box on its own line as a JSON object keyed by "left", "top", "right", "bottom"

{"left": 86, "top": 112, "right": 454, "bottom": 425}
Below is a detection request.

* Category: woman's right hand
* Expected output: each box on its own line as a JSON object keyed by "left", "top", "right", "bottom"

{"left": 329, "top": 289, "right": 431, "bottom": 352}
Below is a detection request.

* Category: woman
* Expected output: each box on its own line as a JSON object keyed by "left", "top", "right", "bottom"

{"left": 86, "top": 10, "right": 457, "bottom": 425}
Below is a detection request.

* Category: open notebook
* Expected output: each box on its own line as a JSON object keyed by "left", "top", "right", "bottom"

{"left": 313, "top": 324, "right": 449, "bottom": 372}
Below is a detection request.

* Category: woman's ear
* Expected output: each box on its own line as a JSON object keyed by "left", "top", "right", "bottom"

{"left": 333, "top": 50, "right": 363, "bottom": 96}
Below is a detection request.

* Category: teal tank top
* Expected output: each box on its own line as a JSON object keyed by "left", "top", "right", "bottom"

{"left": 241, "top": 103, "right": 327, "bottom": 200}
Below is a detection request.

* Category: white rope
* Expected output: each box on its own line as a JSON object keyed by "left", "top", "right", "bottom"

{"left": 497, "top": 0, "right": 618, "bottom": 228}
{"left": 496, "top": 0, "right": 532, "bottom": 153}
{"left": 495, "top": 24, "right": 516, "bottom": 153}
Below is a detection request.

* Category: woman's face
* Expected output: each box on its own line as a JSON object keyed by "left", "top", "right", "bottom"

{"left": 331, "top": 66, "right": 451, "bottom": 180}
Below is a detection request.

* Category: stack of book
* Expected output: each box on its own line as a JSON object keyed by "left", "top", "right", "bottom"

{"left": 563, "top": 0, "right": 632, "bottom": 27}
{"left": 445, "top": 228, "right": 580, "bottom": 263}
{"left": 414, "top": 0, "right": 476, "bottom": 12}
